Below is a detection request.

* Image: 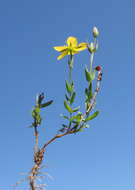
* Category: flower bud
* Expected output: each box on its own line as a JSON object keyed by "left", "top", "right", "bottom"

{"left": 92, "top": 27, "right": 99, "bottom": 38}
{"left": 88, "top": 42, "right": 95, "bottom": 53}
{"left": 95, "top": 66, "right": 102, "bottom": 71}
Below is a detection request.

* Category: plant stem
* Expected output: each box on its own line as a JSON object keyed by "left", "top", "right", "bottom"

{"left": 42, "top": 131, "right": 69, "bottom": 150}
{"left": 68, "top": 54, "right": 73, "bottom": 84}
{"left": 68, "top": 54, "right": 74, "bottom": 129}
{"left": 34, "top": 126, "right": 39, "bottom": 153}
{"left": 86, "top": 70, "right": 102, "bottom": 114}
{"left": 90, "top": 52, "right": 94, "bottom": 73}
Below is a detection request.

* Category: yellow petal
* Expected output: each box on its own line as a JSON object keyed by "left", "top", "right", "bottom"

{"left": 54, "top": 46, "right": 67, "bottom": 52}
{"left": 74, "top": 42, "right": 87, "bottom": 51}
{"left": 78, "top": 42, "right": 88, "bottom": 47}
{"left": 66, "top": 36, "right": 78, "bottom": 47}
{"left": 57, "top": 50, "right": 68, "bottom": 60}
{"left": 67, "top": 49, "right": 79, "bottom": 55}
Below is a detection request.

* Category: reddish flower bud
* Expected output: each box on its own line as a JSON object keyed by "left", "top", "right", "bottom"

{"left": 95, "top": 66, "right": 102, "bottom": 71}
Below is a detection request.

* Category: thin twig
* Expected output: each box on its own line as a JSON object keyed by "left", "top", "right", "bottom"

{"left": 41, "top": 131, "right": 69, "bottom": 150}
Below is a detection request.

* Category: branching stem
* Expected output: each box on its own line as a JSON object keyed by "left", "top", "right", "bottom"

{"left": 86, "top": 70, "right": 102, "bottom": 115}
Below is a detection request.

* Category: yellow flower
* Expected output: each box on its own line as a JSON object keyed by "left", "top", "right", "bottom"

{"left": 54, "top": 36, "right": 87, "bottom": 60}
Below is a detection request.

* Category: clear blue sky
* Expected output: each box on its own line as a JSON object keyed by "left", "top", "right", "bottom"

{"left": 0, "top": 0, "right": 135, "bottom": 190}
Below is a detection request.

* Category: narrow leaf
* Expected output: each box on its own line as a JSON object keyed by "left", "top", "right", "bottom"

{"left": 62, "top": 124, "right": 68, "bottom": 128}
{"left": 90, "top": 70, "right": 96, "bottom": 80}
{"left": 35, "top": 107, "right": 40, "bottom": 113}
{"left": 85, "top": 111, "right": 99, "bottom": 122}
{"left": 88, "top": 82, "right": 93, "bottom": 100}
{"left": 85, "top": 67, "right": 91, "bottom": 82}
{"left": 65, "top": 80, "right": 73, "bottom": 94}
{"left": 65, "top": 94, "right": 70, "bottom": 102}
{"left": 70, "top": 115, "right": 81, "bottom": 122}
{"left": 40, "top": 100, "right": 53, "bottom": 108}
{"left": 60, "top": 114, "right": 69, "bottom": 120}
{"left": 64, "top": 100, "right": 73, "bottom": 113}
{"left": 72, "top": 106, "right": 80, "bottom": 112}
{"left": 85, "top": 88, "right": 88, "bottom": 98}
{"left": 70, "top": 92, "right": 76, "bottom": 104}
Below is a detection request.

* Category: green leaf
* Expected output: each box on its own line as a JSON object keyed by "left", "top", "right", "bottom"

{"left": 70, "top": 123, "right": 79, "bottom": 133}
{"left": 70, "top": 114, "right": 81, "bottom": 122}
{"left": 32, "top": 107, "right": 40, "bottom": 118}
{"left": 60, "top": 114, "right": 69, "bottom": 120}
{"left": 36, "top": 107, "right": 40, "bottom": 112}
{"left": 32, "top": 110, "right": 35, "bottom": 118}
{"left": 72, "top": 106, "right": 80, "bottom": 112}
{"left": 75, "top": 124, "right": 90, "bottom": 132}
{"left": 70, "top": 92, "right": 76, "bottom": 104}
{"left": 40, "top": 100, "right": 53, "bottom": 108}
{"left": 85, "top": 111, "right": 99, "bottom": 122}
{"left": 65, "top": 94, "right": 70, "bottom": 102}
{"left": 62, "top": 124, "right": 68, "bottom": 128}
{"left": 59, "top": 124, "right": 68, "bottom": 132}
{"left": 85, "top": 67, "right": 91, "bottom": 82}
{"left": 65, "top": 80, "right": 73, "bottom": 94}
{"left": 89, "top": 82, "right": 92, "bottom": 95}
{"left": 31, "top": 106, "right": 42, "bottom": 126}
{"left": 88, "top": 82, "right": 93, "bottom": 100}
{"left": 85, "top": 88, "right": 89, "bottom": 98}
{"left": 36, "top": 114, "right": 42, "bottom": 125}
{"left": 85, "top": 83, "right": 93, "bottom": 102}
{"left": 90, "top": 70, "right": 95, "bottom": 80}
{"left": 85, "top": 67, "right": 96, "bottom": 81}
{"left": 64, "top": 100, "right": 73, "bottom": 113}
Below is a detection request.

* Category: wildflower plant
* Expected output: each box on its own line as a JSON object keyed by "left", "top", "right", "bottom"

{"left": 15, "top": 26, "right": 102, "bottom": 190}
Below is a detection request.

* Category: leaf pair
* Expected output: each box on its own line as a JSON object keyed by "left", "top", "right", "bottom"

{"left": 66, "top": 80, "right": 74, "bottom": 94}
{"left": 32, "top": 107, "right": 42, "bottom": 126}
{"left": 64, "top": 100, "right": 80, "bottom": 114}
{"left": 85, "top": 111, "right": 99, "bottom": 122}
{"left": 65, "top": 80, "right": 76, "bottom": 105}
{"left": 85, "top": 67, "right": 95, "bottom": 82}
{"left": 40, "top": 100, "right": 53, "bottom": 108}
{"left": 72, "top": 111, "right": 99, "bottom": 133}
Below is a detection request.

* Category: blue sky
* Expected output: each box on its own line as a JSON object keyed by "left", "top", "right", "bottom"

{"left": 1, "top": 0, "right": 135, "bottom": 190}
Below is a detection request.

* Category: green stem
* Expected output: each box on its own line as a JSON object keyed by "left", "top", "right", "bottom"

{"left": 69, "top": 65, "right": 72, "bottom": 84}
{"left": 90, "top": 52, "right": 94, "bottom": 73}
{"left": 90, "top": 37, "right": 97, "bottom": 72}
{"left": 68, "top": 54, "right": 73, "bottom": 84}
{"left": 68, "top": 54, "right": 74, "bottom": 129}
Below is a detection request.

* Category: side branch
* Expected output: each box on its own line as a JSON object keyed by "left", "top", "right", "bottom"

{"left": 41, "top": 131, "right": 69, "bottom": 150}
{"left": 86, "top": 70, "right": 102, "bottom": 114}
